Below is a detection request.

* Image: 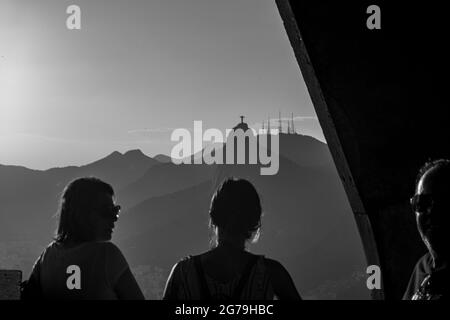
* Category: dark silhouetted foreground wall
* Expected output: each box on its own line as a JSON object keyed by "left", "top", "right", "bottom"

{"left": 276, "top": 0, "right": 450, "bottom": 299}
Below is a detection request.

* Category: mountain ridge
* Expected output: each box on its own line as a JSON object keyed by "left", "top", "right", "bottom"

{"left": 0, "top": 133, "right": 368, "bottom": 298}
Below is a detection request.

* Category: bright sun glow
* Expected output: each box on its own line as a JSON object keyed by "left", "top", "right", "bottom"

{"left": 0, "top": 59, "right": 29, "bottom": 135}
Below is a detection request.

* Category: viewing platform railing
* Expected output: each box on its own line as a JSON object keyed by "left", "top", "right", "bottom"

{"left": 0, "top": 270, "right": 22, "bottom": 300}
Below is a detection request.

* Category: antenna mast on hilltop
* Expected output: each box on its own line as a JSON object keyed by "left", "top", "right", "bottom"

{"left": 278, "top": 111, "right": 282, "bottom": 133}
{"left": 291, "top": 112, "right": 296, "bottom": 134}
{"left": 287, "top": 116, "right": 291, "bottom": 134}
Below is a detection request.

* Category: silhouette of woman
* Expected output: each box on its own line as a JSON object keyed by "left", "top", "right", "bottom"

{"left": 163, "top": 177, "right": 301, "bottom": 300}
{"left": 23, "top": 177, "right": 144, "bottom": 300}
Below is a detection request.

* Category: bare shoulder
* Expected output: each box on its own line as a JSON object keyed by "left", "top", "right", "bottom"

{"left": 170, "top": 255, "right": 195, "bottom": 275}
{"left": 264, "top": 258, "right": 302, "bottom": 300}
{"left": 165, "top": 256, "right": 193, "bottom": 289}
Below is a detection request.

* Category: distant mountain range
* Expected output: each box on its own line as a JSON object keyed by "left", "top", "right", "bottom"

{"left": 0, "top": 133, "right": 369, "bottom": 299}
{"left": 0, "top": 149, "right": 159, "bottom": 242}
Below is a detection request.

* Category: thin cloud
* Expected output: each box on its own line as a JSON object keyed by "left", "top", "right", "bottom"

{"left": 127, "top": 127, "right": 178, "bottom": 134}
{"left": 249, "top": 115, "right": 319, "bottom": 128}
{"left": 293, "top": 116, "right": 318, "bottom": 121}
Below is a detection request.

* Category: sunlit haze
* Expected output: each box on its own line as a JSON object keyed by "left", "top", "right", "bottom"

{"left": 0, "top": 0, "right": 324, "bottom": 169}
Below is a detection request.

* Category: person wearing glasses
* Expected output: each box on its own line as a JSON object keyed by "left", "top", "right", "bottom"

{"left": 163, "top": 178, "right": 301, "bottom": 300}
{"left": 22, "top": 177, "right": 144, "bottom": 300}
{"left": 405, "top": 159, "right": 450, "bottom": 300}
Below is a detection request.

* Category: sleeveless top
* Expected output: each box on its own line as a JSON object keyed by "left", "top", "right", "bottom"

{"left": 163, "top": 254, "right": 274, "bottom": 300}
{"left": 33, "top": 241, "right": 129, "bottom": 300}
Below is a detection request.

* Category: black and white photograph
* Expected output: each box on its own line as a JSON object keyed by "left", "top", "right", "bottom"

{"left": 1, "top": 0, "right": 449, "bottom": 311}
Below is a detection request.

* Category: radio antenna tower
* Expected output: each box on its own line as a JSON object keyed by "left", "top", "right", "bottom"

{"left": 291, "top": 112, "right": 296, "bottom": 134}
{"left": 278, "top": 111, "right": 282, "bottom": 133}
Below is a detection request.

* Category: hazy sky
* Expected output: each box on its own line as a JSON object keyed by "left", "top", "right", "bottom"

{"left": 0, "top": 0, "right": 324, "bottom": 169}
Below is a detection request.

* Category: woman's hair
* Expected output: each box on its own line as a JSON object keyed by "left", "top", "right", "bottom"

{"left": 209, "top": 177, "right": 262, "bottom": 242}
{"left": 55, "top": 177, "right": 114, "bottom": 244}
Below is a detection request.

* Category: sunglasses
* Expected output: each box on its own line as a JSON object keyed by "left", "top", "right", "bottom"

{"left": 98, "top": 204, "right": 121, "bottom": 219}
{"left": 410, "top": 194, "right": 448, "bottom": 214}
{"left": 410, "top": 194, "right": 433, "bottom": 214}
